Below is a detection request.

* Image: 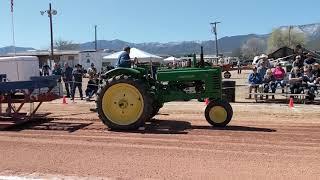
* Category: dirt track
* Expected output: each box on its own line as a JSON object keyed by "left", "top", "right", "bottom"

{"left": 0, "top": 70, "right": 320, "bottom": 179}
{"left": 0, "top": 101, "right": 320, "bottom": 179}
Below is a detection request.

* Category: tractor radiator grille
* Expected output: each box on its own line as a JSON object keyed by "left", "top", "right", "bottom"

{"left": 211, "top": 75, "right": 221, "bottom": 89}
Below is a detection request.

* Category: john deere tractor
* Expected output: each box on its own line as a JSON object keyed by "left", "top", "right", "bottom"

{"left": 96, "top": 47, "right": 233, "bottom": 130}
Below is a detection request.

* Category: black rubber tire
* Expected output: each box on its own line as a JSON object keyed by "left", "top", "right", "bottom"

{"left": 222, "top": 80, "right": 236, "bottom": 102}
{"left": 151, "top": 106, "right": 161, "bottom": 118}
{"left": 205, "top": 100, "right": 233, "bottom": 127}
{"left": 96, "top": 75, "right": 152, "bottom": 130}
{"left": 150, "top": 97, "right": 163, "bottom": 118}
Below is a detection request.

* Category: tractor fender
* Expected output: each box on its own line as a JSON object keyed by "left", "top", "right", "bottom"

{"left": 101, "top": 68, "right": 142, "bottom": 80}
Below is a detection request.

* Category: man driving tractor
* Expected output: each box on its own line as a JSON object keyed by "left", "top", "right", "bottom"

{"left": 116, "top": 46, "right": 135, "bottom": 68}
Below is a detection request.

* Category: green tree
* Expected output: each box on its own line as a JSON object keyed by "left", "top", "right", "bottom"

{"left": 268, "top": 28, "right": 306, "bottom": 53}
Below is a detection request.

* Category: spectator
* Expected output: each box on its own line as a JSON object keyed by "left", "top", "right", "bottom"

{"left": 311, "top": 63, "right": 320, "bottom": 84}
{"left": 85, "top": 76, "right": 99, "bottom": 101}
{"left": 237, "top": 60, "right": 242, "bottom": 74}
{"left": 71, "top": 64, "right": 84, "bottom": 100}
{"left": 304, "top": 53, "right": 316, "bottom": 65}
{"left": 248, "top": 67, "right": 263, "bottom": 99}
{"left": 294, "top": 44, "right": 306, "bottom": 61}
{"left": 87, "top": 63, "right": 97, "bottom": 79}
{"left": 62, "top": 63, "right": 73, "bottom": 98}
{"left": 289, "top": 67, "right": 303, "bottom": 95}
{"left": 262, "top": 69, "right": 276, "bottom": 99}
{"left": 85, "top": 63, "right": 99, "bottom": 101}
{"left": 42, "top": 63, "right": 50, "bottom": 76}
{"left": 273, "top": 63, "right": 286, "bottom": 93}
{"left": 256, "top": 55, "right": 272, "bottom": 68}
{"left": 292, "top": 55, "right": 304, "bottom": 68}
{"left": 302, "top": 65, "right": 317, "bottom": 100}
{"left": 302, "top": 65, "right": 316, "bottom": 83}
{"left": 52, "top": 64, "right": 62, "bottom": 82}
{"left": 257, "top": 55, "right": 272, "bottom": 77}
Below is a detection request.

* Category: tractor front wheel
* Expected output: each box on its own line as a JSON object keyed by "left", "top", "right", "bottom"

{"left": 96, "top": 75, "right": 152, "bottom": 130}
{"left": 205, "top": 100, "right": 233, "bottom": 127}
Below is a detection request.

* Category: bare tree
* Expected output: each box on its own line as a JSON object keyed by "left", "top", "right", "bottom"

{"left": 241, "top": 38, "right": 266, "bottom": 59}
{"left": 268, "top": 28, "right": 306, "bottom": 53}
{"left": 54, "top": 39, "right": 80, "bottom": 50}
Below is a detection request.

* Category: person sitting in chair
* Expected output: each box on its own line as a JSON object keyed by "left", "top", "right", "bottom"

{"left": 311, "top": 63, "right": 320, "bottom": 84}
{"left": 248, "top": 67, "right": 263, "bottom": 99}
{"left": 272, "top": 63, "right": 286, "bottom": 93}
{"left": 302, "top": 65, "right": 317, "bottom": 101}
{"left": 304, "top": 53, "right": 316, "bottom": 65}
{"left": 289, "top": 67, "right": 303, "bottom": 96}
{"left": 262, "top": 69, "right": 276, "bottom": 99}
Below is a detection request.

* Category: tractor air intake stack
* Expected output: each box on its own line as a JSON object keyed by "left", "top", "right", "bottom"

{"left": 192, "top": 53, "right": 196, "bottom": 67}
{"left": 200, "top": 46, "right": 204, "bottom": 68}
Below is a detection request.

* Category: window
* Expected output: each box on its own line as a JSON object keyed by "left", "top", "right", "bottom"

{"left": 68, "top": 56, "right": 75, "bottom": 60}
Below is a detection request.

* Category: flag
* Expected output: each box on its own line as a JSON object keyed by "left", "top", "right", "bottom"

{"left": 11, "top": 0, "right": 13, "bottom": 12}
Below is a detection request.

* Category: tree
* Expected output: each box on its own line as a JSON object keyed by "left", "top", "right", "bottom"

{"left": 241, "top": 38, "right": 266, "bottom": 59}
{"left": 267, "top": 28, "right": 306, "bottom": 53}
{"left": 54, "top": 39, "right": 80, "bottom": 50}
{"left": 231, "top": 48, "right": 242, "bottom": 57}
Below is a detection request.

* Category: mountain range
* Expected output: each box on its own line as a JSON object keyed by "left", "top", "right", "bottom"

{"left": 1, "top": 23, "right": 320, "bottom": 56}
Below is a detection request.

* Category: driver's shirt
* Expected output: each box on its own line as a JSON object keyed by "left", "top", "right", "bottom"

{"left": 116, "top": 51, "right": 131, "bottom": 68}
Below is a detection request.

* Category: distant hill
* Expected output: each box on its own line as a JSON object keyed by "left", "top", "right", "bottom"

{"left": 79, "top": 34, "right": 268, "bottom": 56}
{"left": 0, "top": 46, "right": 35, "bottom": 55}
{"left": 1, "top": 23, "right": 320, "bottom": 56}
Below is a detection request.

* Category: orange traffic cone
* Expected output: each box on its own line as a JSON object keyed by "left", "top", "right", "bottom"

{"left": 205, "top": 98, "right": 210, "bottom": 105}
{"left": 62, "top": 96, "right": 68, "bottom": 104}
{"left": 289, "top": 97, "right": 294, "bottom": 108}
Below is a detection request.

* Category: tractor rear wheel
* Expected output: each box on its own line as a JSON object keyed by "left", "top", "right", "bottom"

{"left": 151, "top": 106, "right": 161, "bottom": 118}
{"left": 205, "top": 100, "right": 233, "bottom": 127}
{"left": 146, "top": 100, "right": 162, "bottom": 121}
{"left": 96, "top": 75, "right": 152, "bottom": 130}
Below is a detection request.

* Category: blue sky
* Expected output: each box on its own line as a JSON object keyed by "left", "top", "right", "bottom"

{"left": 1, "top": 0, "right": 320, "bottom": 49}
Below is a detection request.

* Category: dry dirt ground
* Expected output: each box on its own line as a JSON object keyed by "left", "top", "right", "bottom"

{"left": 0, "top": 70, "right": 319, "bottom": 179}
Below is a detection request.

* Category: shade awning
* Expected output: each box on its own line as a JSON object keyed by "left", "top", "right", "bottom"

{"left": 103, "top": 48, "right": 163, "bottom": 63}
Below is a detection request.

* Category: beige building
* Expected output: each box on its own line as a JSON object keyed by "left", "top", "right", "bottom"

{"left": 5, "top": 50, "right": 80, "bottom": 68}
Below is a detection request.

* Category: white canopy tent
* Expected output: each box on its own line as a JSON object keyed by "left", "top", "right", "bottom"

{"left": 163, "top": 56, "right": 180, "bottom": 62}
{"left": 103, "top": 48, "right": 163, "bottom": 66}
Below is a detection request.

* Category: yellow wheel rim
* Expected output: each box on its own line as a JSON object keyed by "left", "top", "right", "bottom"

{"left": 209, "top": 106, "right": 228, "bottom": 123}
{"left": 102, "top": 83, "right": 144, "bottom": 125}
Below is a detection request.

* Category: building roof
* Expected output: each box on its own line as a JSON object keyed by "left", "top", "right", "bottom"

{"left": 6, "top": 50, "right": 80, "bottom": 57}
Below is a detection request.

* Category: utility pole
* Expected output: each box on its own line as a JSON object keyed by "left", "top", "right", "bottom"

{"left": 41, "top": 3, "right": 57, "bottom": 68}
{"left": 49, "top": 3, "right": 54, "bottom": 64}
{"left": 95, "top": 25, "right": 98, "bottom": 51}
{"left": 210, "top": 22, "right": 221, "bottom": 57}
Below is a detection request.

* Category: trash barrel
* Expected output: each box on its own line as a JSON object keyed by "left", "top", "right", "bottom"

{"left": 222, "top": 80, "right": 236, "bottom": 102}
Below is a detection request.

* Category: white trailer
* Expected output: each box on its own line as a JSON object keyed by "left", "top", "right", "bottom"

{"left": 0, "top": 56, "right": 40, "bottom": 82}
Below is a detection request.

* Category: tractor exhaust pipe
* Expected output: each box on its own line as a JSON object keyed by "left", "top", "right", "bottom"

{"left": 200, "top": 46, "right": 204, "bottom": 68}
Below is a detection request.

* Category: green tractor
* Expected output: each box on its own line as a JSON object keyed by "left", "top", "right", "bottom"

{"left": 96, "top": 47, "right": 233, "bottom": 130}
